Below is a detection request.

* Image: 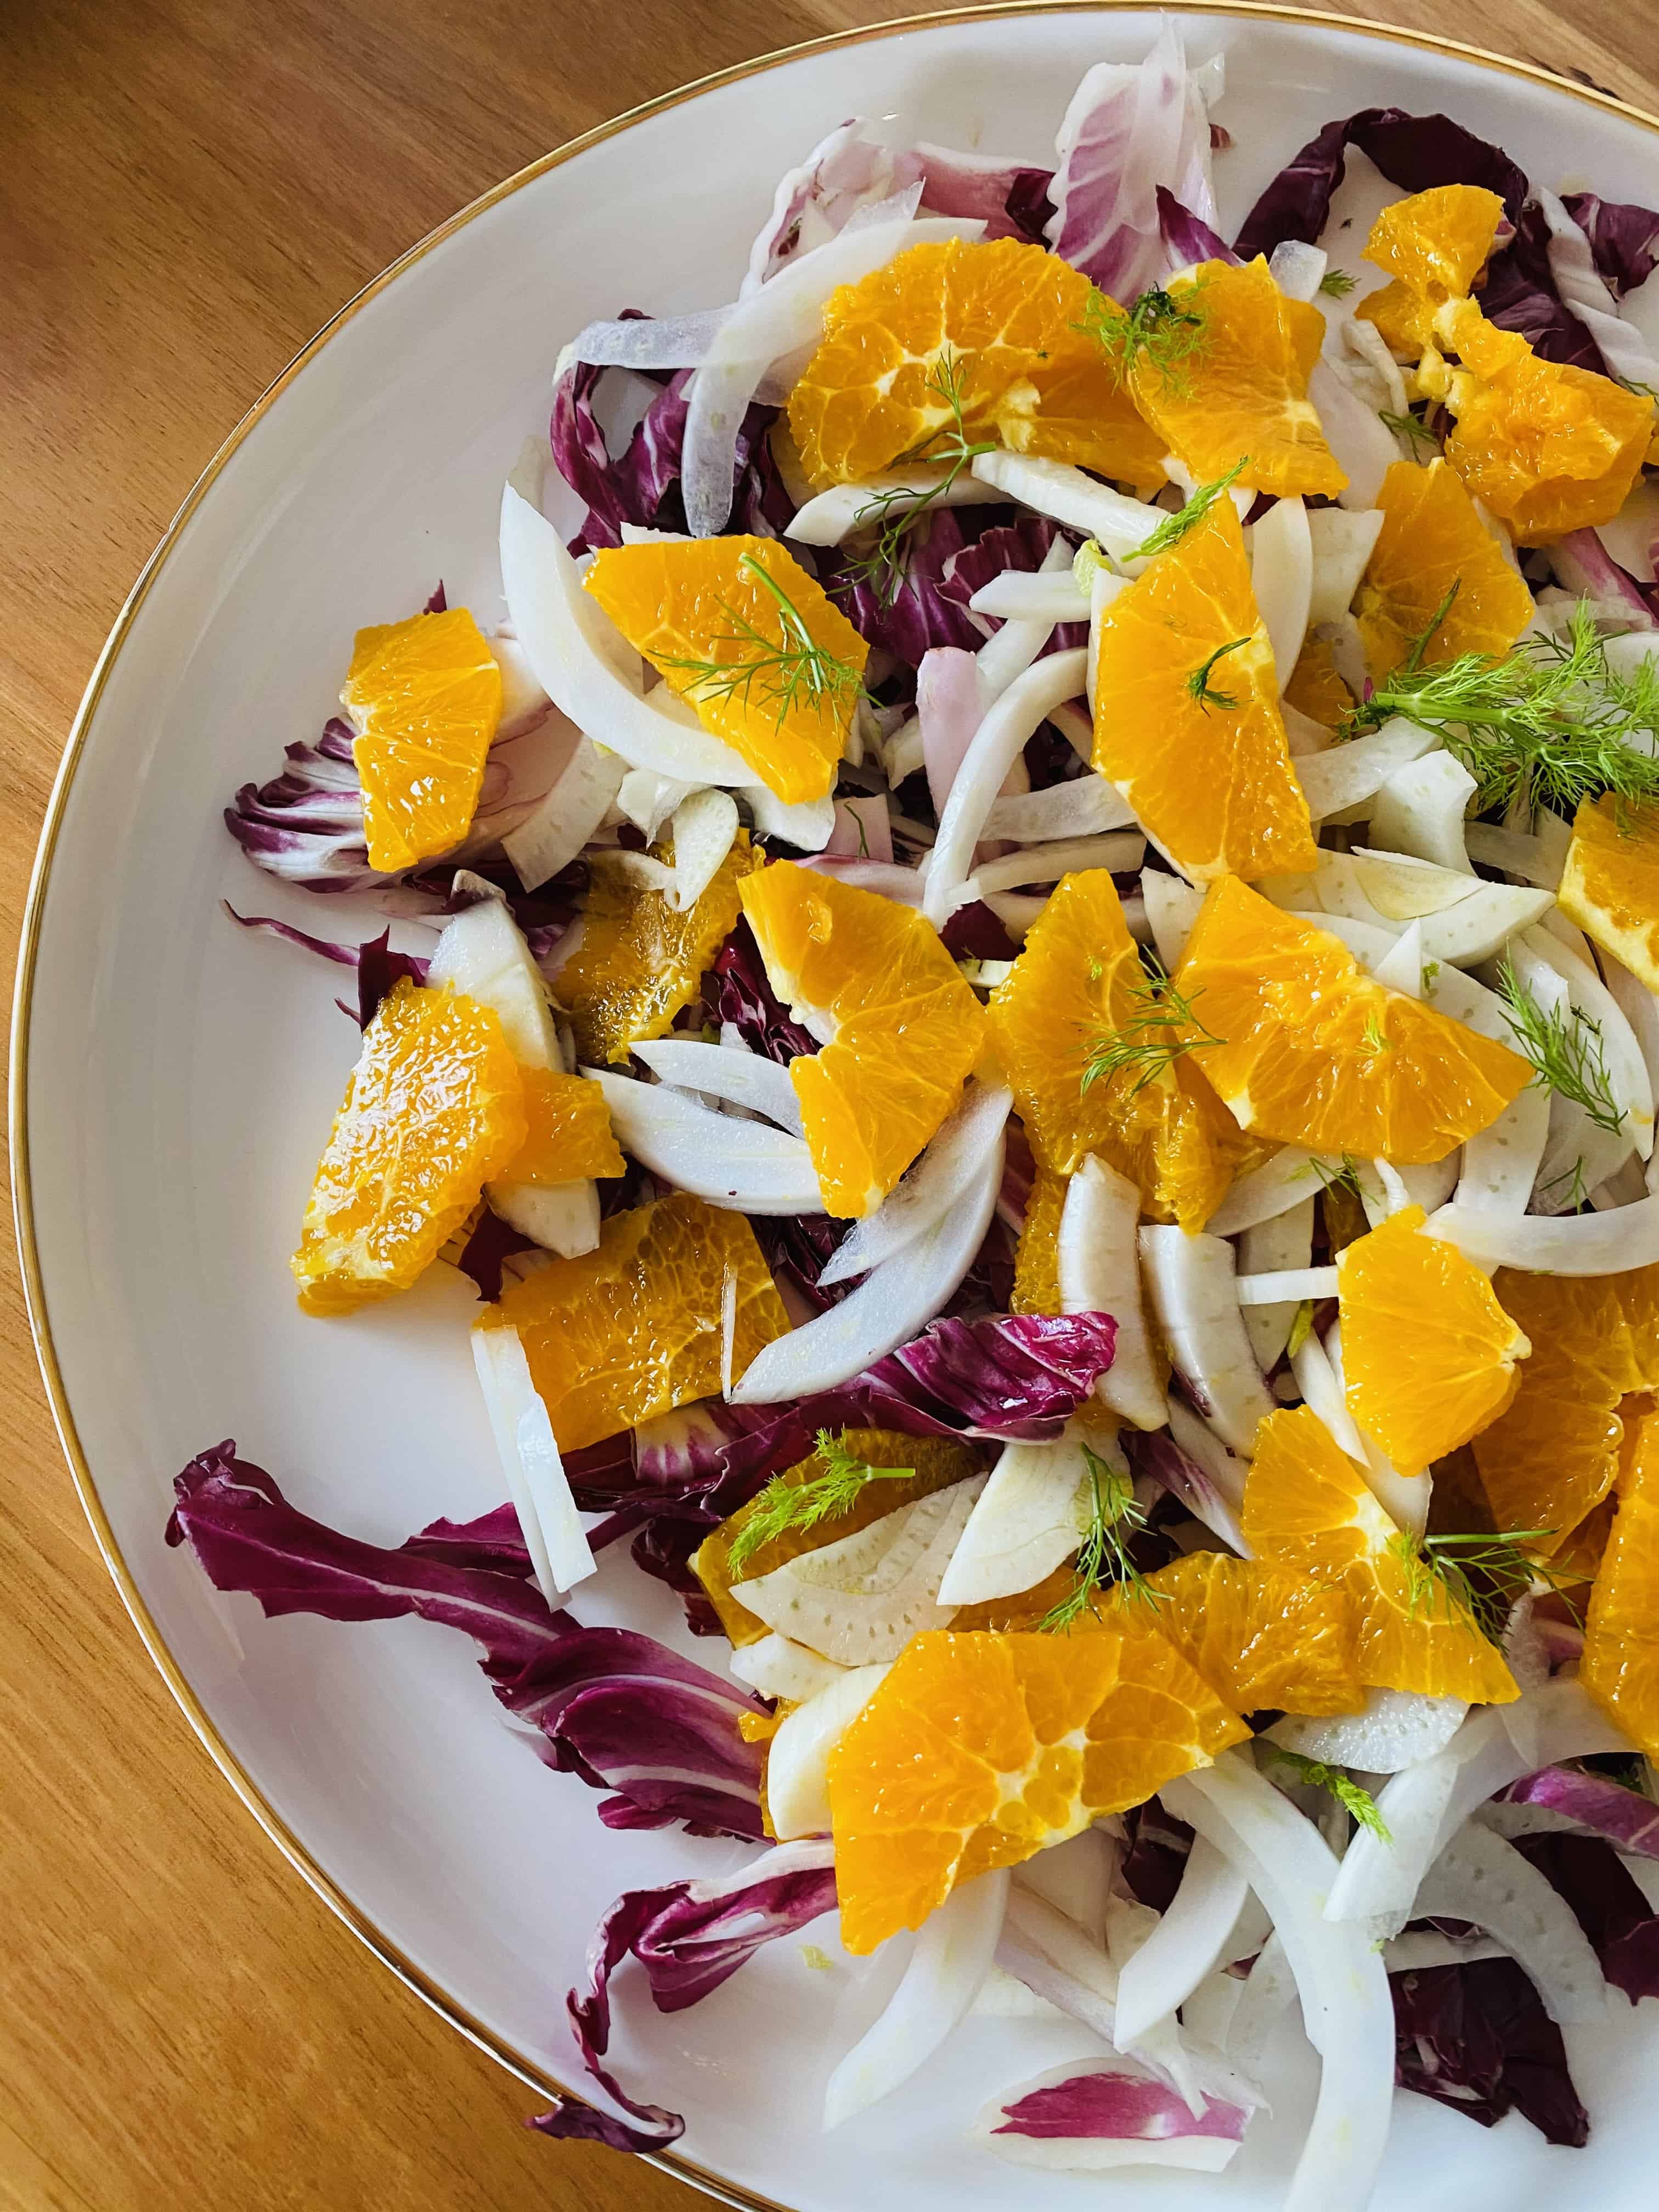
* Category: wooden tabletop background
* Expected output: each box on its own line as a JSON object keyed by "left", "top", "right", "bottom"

{"left": 3, "top": 1, "right": 1658, "bottom": 2204}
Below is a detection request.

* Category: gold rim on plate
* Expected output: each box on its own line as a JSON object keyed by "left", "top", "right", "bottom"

{"left": 10, "top": 5, "right": 1658, "bottom": 2200}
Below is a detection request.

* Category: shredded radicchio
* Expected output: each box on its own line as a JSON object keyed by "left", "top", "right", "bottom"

{"left": 1390, "top": 1957, "right": 1588, "bottom": 2146}
{"left": 167, "top": 1443, "right": 766, "bottom": 1839}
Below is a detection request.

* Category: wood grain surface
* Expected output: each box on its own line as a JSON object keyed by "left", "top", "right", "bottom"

{"left": 2, "top": 2, "right": 1656, "bottom": 2205}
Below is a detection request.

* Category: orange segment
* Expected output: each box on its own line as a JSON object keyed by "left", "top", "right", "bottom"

{"left": 1283, "top": 634, "right": 1355, "bottom": 729}
{"left": 692, "top": 1428, "right": 983, "bottom": 1646}
{"left": 1138, "top": 1551, "right": 1366, "bottom": 1717}
{"left": 1173, "top": 877, "right": 1531, "bottom": 1164}
{"left": 1471, "top": 1265, "right": 1659, "bottom": 1548}
{"left": 827, "top": 1627, "right": 1248, "bottom": 1952}
{"left": 1338, "top": 1205, "right": 1531, "bottom": 1476}
{"left": 737, "top": 861, "right": 986, "bottom": 1217}
{"left": 484, "top": 1190, "right": 789, "bottom": 1451}
{"left": 1353, "top": 459, "right": 1536, "bottom": 684}
{"left": 1581, "top": 1409, "right": 1659, "bottom": 1753}
{"left": 1245, "top": 1407, "right": 1519, "bottom": 1703}
{"left": 1011, "top": 1160, "right": 1066, "bottom": 1314}
{"left": 1423, "top": 297, "right": 1656, "bottom": 544}
{"left": 1127, "top": 258, "right": 1347, "bottom": 499}
{"left": 583, "top": 538, "right": 866, "bottom": 804}
{"left": 1092, "top": 503, "right": 1318, "bottom": 884}
{"left": 986, "top": 871, "right": 1248, "bottom": 1228}
{"left": 500, "top": 1068, "right": 625, "bottom": 1186}
{"left": 554, "top": 831, "right": 757, "bottom": 1065}
{"left": 787, "top": 237, "right": 1167, "bottom": 492}
{"left": 1355, "top": 185, "right": 1507, "bottom": 356}
{"left": 341, "top": 608, "right": 503, "bottom": 873}
{"left": 292, "top": 980, "right": 525, "bottom": 1314}
{"left": 1559, "top": 795, "right": 1659, "bottom": 992}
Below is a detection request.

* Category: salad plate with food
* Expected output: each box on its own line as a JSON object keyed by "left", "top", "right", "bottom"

{"left": 18, "top": 8, "right": 1659, "bottom": 2208}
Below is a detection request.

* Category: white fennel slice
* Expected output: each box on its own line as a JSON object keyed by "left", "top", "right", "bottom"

{"left": 765, "top": 1663, "right": 890, "bottom": 1838}
{"left": 470, "top": 1322, "right": 594, "bottom": 1605}
{"left": 428, "top": 896, "right": 560, "bottom": 1067}
{"left": 630, "top": 1039, "right": 803, "bottom": 1133}
{"left": 1412, "top": 1822, "right": 1607, "bottom": 2023}
{"left": 1058, "top": 1154, "right": 1166, "bottom": 1430}
{"left": 935, "top": 1431, "right": 1091, "bottom": 1606}
{"left": 727, "top": 1632, "right": 849, "bottom": 1703}
{"left": 1113, "top": 1833, "right": 1250, "bottom": 2046}
{"left": 487, "top": 1179, "right": 600, "bottom": 1258}
{"left": 1141, "top": 870, "right": 1206, "bottom": 970}
{"left": 502, "top": 731, "right": 625, "bottom": 893}
{"left": 1250, "top": 494, "right": 1311, "bottom": 686}
{"left": 1306, "top": 506, "right": 1384, "bottom": 624}
{"left": 1370, "top": 749, "right": 1479, "bottom": 870}
{"left": 1139, "top": 1228, "right": 1273, "bottom": 1455}
{"left": 1239, "top": 1198, "right": 1315, "bottom": 1372}
{"left": 584, "top": 1069, "right": 823, "bottom": 1214}
{"left": 785, "top": 468, "right": 1001, "bottom": 546}
{"left": 730, "top": 1476, "right": 986, "bottom": 1664}
{"left": 1295, "top": 715, "right": 1437, "bottom": 821}
{"left": 818, "top": 1079, "right": 1013, "bottom": 1286}
{"left": 1267, "top": 1688, "right": 1469, "bottom": 1773}
{"left": 668, "top": 787, "right": 740, "bottom": 909}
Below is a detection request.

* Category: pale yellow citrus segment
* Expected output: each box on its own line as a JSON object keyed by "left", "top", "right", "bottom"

{"left": 827, "top": 1627, "right": 1248, "bottom": 1954}
{"left": 738, "top": 861, "right": 986, "bottom": 1218}
{"left": 583, "top": 537, "right": 866, "bottom": 804}
{"left": 1355, "top": 184, "right": 1507, "bottom": 356}
{"left": 1353, "top": 459, "right": 1537, "bottom": 684}
{"left": 787, "top": 237, "right": 1169, "bottom": 492}
{"left": 1338, "top": 1205, "right": 1531, "bottom": 1476}
{"left": 341, "top": 607, "right": 503, "bottom": 873}
{"left": 1581, "top": 1409, "right": 1659, "bottom": 1754}
{"left": 292, "top": 980, "right": 526, "bottom": 1314}
{"left": 484, "top": 1190, "right": 789, "bottom": 1451}
{"left": 554, "top": 831, "right": 757, "bottom": 1066}
{"left": 1173, "top": 876, "right": 1531, "bottom": 1164}
{"left": 1558, "top": 795, "right": 1659, "bottom": 993}
{"left": 1128, "top": 257, "right": 1347, "bottom": 499}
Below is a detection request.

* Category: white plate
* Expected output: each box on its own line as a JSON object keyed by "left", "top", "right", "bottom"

{"left": 15, "top": 7, "right": 1659, "bottom": 2207}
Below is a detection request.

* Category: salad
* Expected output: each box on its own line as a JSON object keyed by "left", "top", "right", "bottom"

{"left": 171, "top": 20, "right": 1659, "bottom": 2205}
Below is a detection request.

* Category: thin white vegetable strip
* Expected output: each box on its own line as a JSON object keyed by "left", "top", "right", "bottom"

{"left": 1519, "top": 926, "right": 1654, "bottom": 1158}
{"left": 1413, "top": 1823, "right": 1607, "bottom": 2023}
{"left": 1113, "top": 1835, "right": 1250, "bottom": 2046}
{"left": 1370, "top": 751, "right": 1478, "bottom": 871}
{"left": 1222, "top": 1933, "right": 1296, "bottom": 2074}
{"left": 1324, "top": 1320, "right": 1426, "bottom": 1537}
{"left": 786, "top": 470, "right": 1002, "bottom": 546}
{"left": 924, "top": 650, "right": 1088, "bottom": 924}
{"left": 819, "top": 1079, "right": 1012, "bottom": 1286}
{"left": 983, "top": 775, "right": 1136, "bottom": 840}
{"left": 1205, "top": 1146, "right": 1322, "bottom": 1236}
{"left": 1306, "top": 507, "right": 1384, "bottom": 624}
{"left": 1235, "top": 1265, "right": 1339, "bottom": 1306}
{"left": 1141, "top": 870, "right": 1205, "bottom": 970}
{"left": 585, "top": 1070, "right": 822, "bottom": 1212}
{"left": 1291, "top": 1330, "right": 1368, "bottom": 1463}
{"left": 470, "top": 1324, "right": 593, "bottom": 1603}
{"left": 958, "top": 832, "right": 1145, "bottom": 904}
{"left": 1240, "top": 1198, "right": 1315, "bottom": 1372}
{"left": 1164, "top": 1755, "right": 1396, "bottom": 2212}
{"left": 969, "top": 450, "right": 1164, "bottom": 558}
{"left": 630, "top": 1040, "right": 804, "bottom": 1134}
{"left": 823, "top": 1871, "right": 1009, "bottom": 2129}
{"left": 1267, "top": 1688, "right": 1469, "bottom": 1775}
{"left": 974, "top": 537, "right": 1076, "bottom": 695}
{"left": 1428, "top": 1192, "right": 1659, "bottom": 1273}
{"left": 1250, "top": 495, "right": 1312, "bottom": 686}
{"left": 1140, "top": 1228, "right": 1274, "bottom": 1455}
{"left": 1464, "top": 819, "right": 1565, "bottom": 887}
{"left": 1162, "top": 1398, "right": 1251, "bottom": 1555}
{"left": 1295, "top": 716, "right": 1437, "bottom": 820}
{"left": 936, "top": 1433, "right": 1090, "bottom": 1606}
{"left": 1059, "top": 1155, "right": 1166, "bottom": 1430}
{"left": 969, "top": 572, "right": 1092, "bottom": 621}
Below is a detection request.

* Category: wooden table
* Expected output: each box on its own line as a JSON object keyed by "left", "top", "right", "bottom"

{"left": 2, "top": 1, "right": 1656, "bottom": 2203}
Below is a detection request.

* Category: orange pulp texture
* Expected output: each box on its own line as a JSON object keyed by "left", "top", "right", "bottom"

{"left": 341, "top": 607, "right": 503, "bottom": 874}
{"left": 1356, "top": 184, "right": 1507, "bottom": 356}
{"left": 1558, "top": 796, "right": 1659, "bottom": 995}
{"left": 501, "top": 1068, "right": 625, "bottom": 1186}
{"left": 1138, "top": 1551, "right": 1366, "bottom": 1717}
{"left": 583, "top": 537, "right": 866, "bottom": 805}
{"left": 1581, "top": 1409, "right": 1659, "bottom": 1754}
{"left": 737, "top": 861, "right": 986, "bottom": 1217}
{"left": 1353, "top": 459, "right": 1537, "bottom": 685}
{"left": 1092, "top": 501, "right": 1318, "bottom": 884}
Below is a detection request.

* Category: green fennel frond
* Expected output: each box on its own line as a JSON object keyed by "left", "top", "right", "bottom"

{"left": 1379, "top": 407, "right": 1442, "bottom": 456}
{"left": 656, "top": 552, "right": 867, "bottom": 727}
{"left": 846, "top": 347, "right": 998, "bottom": 606}
{"left": 726, "top": 1429, "right": 914, "bottom": 1576}
{"left": 1131, "top": 458, "right": 1249, "bottom": 560}
{"left": 1040, "top": 1446, "right": 1165, "bottom": 1633}
{"left": 1081, "top": 952, "right": 1224, "bottom": 1099}
{"left": 1082, "top": 281, "right": 1210, "bottom": 394}
{"left": 1188, "top": 636, "right": 1251, "bottom": 712}
{"left": 1319, "top": 268, "right": 1359, "bottom": 298}
{"left": 1268, "top": 1747, "right": 1392, "bottom": 1839}
{"left": 1391, "top": 1526, "right": 1577, "bottom": 1645}
{"left": 1494, "top": 954, "right": 1625, "bottom": 1136}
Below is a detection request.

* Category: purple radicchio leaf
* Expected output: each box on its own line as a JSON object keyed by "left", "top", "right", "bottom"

{"left": 938, "top": 516, "right": 1088, "bottom": 657}
{"left": 1479, "top": 200, "right": 1606, "bottom": 372}
{"left": 1510, "top": 1831, "right": 1659, "bottom": 2003}
{"left": 1234, "top": 109, "right": 1529, "bottom": 259}
{"left": 1499, "top": 1764, "right": 1659, "bottom": 1858}
{"left": 530, "top": 1842, "right": 836, "bottom": 2153}
{"left": 225, "top": 717, "right": 376, "bottom": 895}
{"left": 981, "top": 2059, "right": 1248, "bottom": 2152}
{"left": 422, "top": 582, "right": 448, "bottom": 614}
{"left": 167, "top": 1443, "right": 765, "bottom": 1839}
{"left": 452, "top": 1205, "right": 539, "bottom": 1301}
{"left": 1157, "top": 185, "right": 1240, "bottom": 270}
{"left": 703, "top": 920, "right": 819, "bottom": 1064}
{"left": 828, "top": 505, "right": 988, "bottom": 668}
{"left": 918, "top": 149, "right": 1055, "bottom": 242}
{"left": 1564, "top": 192, "right": 1659, "bottom": 297}
{"left": 1389, "top": 1957, "right": 1588, "bottom": 2145}
{"left": 1118, "top": 1799, "right": 1195, "bottom": 1913}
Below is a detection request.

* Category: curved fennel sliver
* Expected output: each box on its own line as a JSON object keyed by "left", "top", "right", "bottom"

{"left": 1413, "top": 1822, "right": 1607, "bottom": 2023}
{"left": 935, "top": 1431, "right": 1090, "bottom": 1607}
{"left": 1427, "top": 1192, "right": 1659, "bottom": 1274}
{"left": 499, "top": 486, "right": 752, "bottom": 785}
{"left": 730, "top": 1132, "right": 1003, "bottom": 1401}
{"left": 1112, "top": 1833, "right": 1250, "bottom": 2047}
{"left": 822, "top": 1870, "right": 1009, "bottom": 2130}
{"left": 584, "top": 1069, "right": 823, "bottom": 1214}
{"left": 820, "top": 1079, "right": 1012, "bottom": 1286}
{"left": 1250, "top": 495, "right": 1311, "bottom": 689}
{"left": 1139, "top": 1228, "right": 1273, "bottom": 1455}
{"left": 1163, "top": 1755, "right": 1396, "bottom": 2212}
{"left": 1058, "top": 1155, "right": 1166, "bottom": 1431}
{"left": 630, "top": 1039, "right": 805, "bottom": 1135}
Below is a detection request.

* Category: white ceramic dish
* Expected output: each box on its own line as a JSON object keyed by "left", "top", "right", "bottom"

{"left": 15, "top": 7, "right": 1659, "bottom": 2206}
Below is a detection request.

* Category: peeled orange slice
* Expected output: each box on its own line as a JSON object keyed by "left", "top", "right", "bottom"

{"left": 1245, "top": 1406, "right": 1519, "bottom": 1704}
{"left": 738, "top": 861, "right": 986, "bottom": 1217}
{"left": 554, "top": 831, "right": 757, "bottom": 1065}
{"left": 827, "top": 1627, "right": 1248, "bottom": 1952}
{"left": 1355, "top": 184, "right": 1507, "bottom": 356}
{"left": 341, "top": 607, "right": 503, "bottom": 873}
{"left": 1011, "top": 1161, "right": 1066, "bottom": 1316}
{"left": 484, "top": 1189, "right": 789, "bottom": 1451}
{"left": 1092, "top": 503, "right": 1317, "bottom": 884}
{"left": 1173, "top": 877, "right": 1531, "bottom": 1163}
{"left": 1338, "top": 1205, "right": 1531, "bottom": 1476}
{"left": 988, "top": 870, "right": 1247, "bottom": 1229}
{"left": 1423, "top": 297, "right": 1656, "bottom": 543}
{"left": 584, "top": 537, "right": 866, "bottom": 804}
{"left": 1127, "top": 257, "right": 1347, "bottom": 499}
{"left": 1138, "top": 1551, "right": 1366, "bottom": 1717}
{"left": 1558, "top": 795, "right": 1659, "bottom": 992}
{"left": 1283, "top": 634, "right": 1355, "bottom": 729}
{"left": 500, "top": 1068, "right": 624, "bottom": 1186}
{"left": 292, "top": 979, "right": 525, "bottom": 1314}
{"left": 1472, "top": 1265, "right": 1659, "bottom": 1548}
{"left": 787, "top": 236, "right": 1168, "bottom": 492}
{"left": 1581, "top": 1408, "right": 1659, "bottom": 1753}
{"left": 1352, "top": 459, "right": 1537, "bottom": 684}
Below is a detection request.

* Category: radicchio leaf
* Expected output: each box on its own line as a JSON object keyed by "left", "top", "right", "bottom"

{"left": 703, "top": 921, "right": 818, "bottom": 1063}
{"left": 1234, "top": 109, "right": 1528, "bottom": 259}
{"left": 981, "top": 2058, "right": 1248, "bottom": 2156}
{"left": 225, "top": 718, "right": 376, "bottom": 895}
{"left": 1565, "top": 192, "right": 1659, "bottom": 297}
{"left": 167, "top": 1443, "right": 765, "bottom": 1838}
{"left": 1118, "top": 1799, "right": 1195, "bottom": 1913}
{"left": 1389, "top": 1957, "right": 1588, "bottom": 2145}
{"left": 1156, "top": 185, "right": 1239, "bottom": 270}
{"left": 938, "top": 516, "right": 1087, "bottom": 656}
{"left": 1499, "top": 1764, "right": 1659, "bottom": 1857}
{"left": 829, "top": 506, "right": 988, "bottom": 668}
{"left": 531, "top": 1842, "right": 837, "bottom": 2152}
{"left": 1511, "top": 1831, "right": 1659, "bottom": 2002}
